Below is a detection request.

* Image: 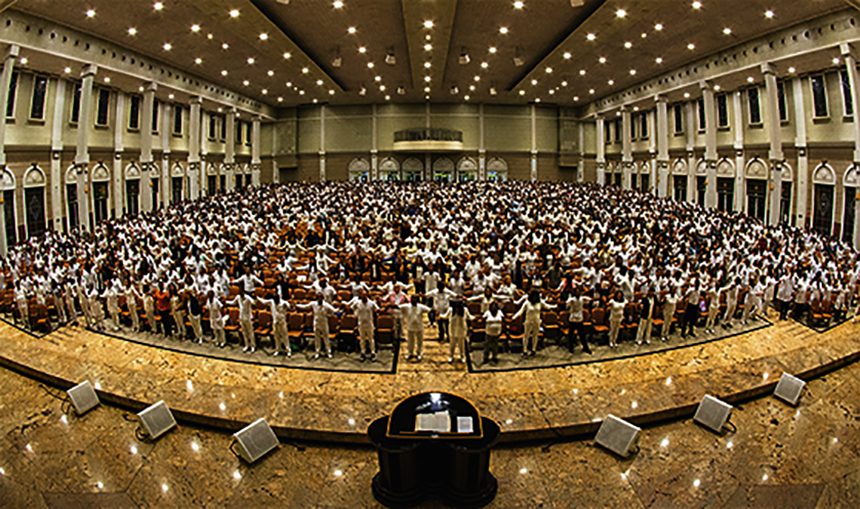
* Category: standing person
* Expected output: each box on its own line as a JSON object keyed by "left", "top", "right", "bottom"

{"left": 170, "top": 284, "right": 187, "bottom": 340}
{"left": 441, "top": 300, "right": 473, "bottom": 363}
{"left": 661, "top": 291, "right": 679, "bottom": 341}
{"left": 722, "top": 278, "right": 740, "bottom": 329}
{"left": 14, "top": 285, "right": 29, "bottom": 329}
{"left": 102, "top": 281, "right": 121, "bottom": 332}
{"left": 383, "top": 284, "right": 410, "bottom": 342}
{"left": 607, "top": 291, "right": 626, "bottom": 348}
{"left": 297, "top": 294, "right": 338, "bottom": 359}
{"left": 258, "top": 292, "right": 292, "bottom": 357}
{"left": 207, "top": 291, "right": 228, "bottom": 348}
{"left": 77, "top": 279, "right": 92, "bottom": 328}
{"left": 512, "top": 290, "right": 555, "bottom": 356}
{"left": 741, "top": 276, "right": 765, "bottom": 325}
{"left": 63, "top": 279, "right": 78, "bottom": 326}
{"left": 399, "top": 295, "right": 432, "bottom": 361}
{"left": 124, "top": 281, "right": 142, "bottom": 332}
{"left": 226, "top": 289, "right": 257, "bottom": 353}
{"left": 142, "top": 284, "right": 158, "bottom": 334}
{"left": 680, "top": 280, "right": 701, "bottom": 339}
{"left": 187, "top": 290, "right": 204, "bottom": 344}
{"left": 87, "top": 285, "right": 105, "bottom": 331}
{"left": 482, "top": 301, "right": 504, "bottom": 364}
{"left": 635, "top": 290, "right": 655, "bottom": 346}
{"left": 703, "top": 282, "right": 721, "bottom": 334}
{"left": 346, "top": 291, "right": 379, "bottom": 362}
{"left": 776, "top": 270, "right": 795, "bottom": 321}
{"left": 426, "top": 280, "right": 456, "bottom": 343}
{"left": 153, "top": 284, "right": 173, "bottom": 337}
{"left": 565, "top": 288, "right": 592, "bottom": 354}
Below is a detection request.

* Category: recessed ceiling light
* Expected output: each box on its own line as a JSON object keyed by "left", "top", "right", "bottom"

{"left": 191, "top": 24, "right": 200, "bottom": 33}
{"left": 655, "top": 23, "right": 664, "bottom": 31}
{"left": 481, "top": 61, "right": 488, "bottom": 68}
{"left": 229, "top": 9, "right": 240, "bottom": 18}
{"left": 624, "top": 42, "right": 633, "bottom": 49}
{"left": 474, "top": 75, "right": 481, "bottom": 81}
{"left": 616, "top": 9, "right": 626, "bottom": 18}
{"left": 608, "top": 80, "right": 614, "bottom": 85}
{"left": 247, "top": 58, "right": 255, "bottom": 64}
{"left": 633, "top": 106, "right": 639, "bottom": 111}
{"left": 424, "top": 87, "right": 430, "bottom": 92}
{"left": 545, "top": 67, "right": 552, "bottom": 73}
{"left": 599, "top": 57, "right": 607, "bottom": 63}
{"left": 367, "top": 62, "right": 374, "bottom": 68}
{"left": 684, "top": 92, "right": 691, "bottom": 98}
{"left": 385, "top": 95, "right": 390, "bottom": 100}
{"left": 469, "top": 85, "right": 475, "bottom": 91}
{"left": 424, "top": 75, "right": 432, "bottom": 82}
{"left": 163, "top": 43, "right": 172, "bottom": 51}
{"left": 286, "top": 81, "right": 292, "bottom": 87}
{"left": 833, "top": 57, "right": 841, "bottom": 65}
{"left": 424, "top": 62, "right": 432, "bottom": 68}
{"left": 574, "top": 96, "right": 579, "bottom": 101}
{"left": 580, "top": 69, "right": 587, "bottom": 75}
{"left": 329, "top": 89, "right": 335, "bottom": 95}
{"left": 379, "top": 85, "right": 386, "bottom": 91}
{"left": 299, "top": 90, "right": 305, "bottom": 95}
{"left": 313, "top": 98, "right": 318, "bottom": 103}
{"left": 278, "top": 97, "right": 283, "bottom": 102}
{"left": 499, "top": 27, "right": 508, "bottom": 34}
{"left": 531, "top": 79, "right": 538, "bottom": 85}
{"left": 549, "top": 89, "right": 555, "bottom": 95}
{"left": 64, "top": 67, "right": 71, "bottom": 73}
{"left": 587, "top": 33, "right": 596, "bottom": 41}
{"left": 358, "top": 46, "right": 367, "bottom": 53}
{"left": 168, "top": 93, "right": 174, "bottom": 99}
{"left": 207, "top": 34, "right": 213, "bottom": 39}
{"left": 333, "top": 1, "right": 344, "bottom": 8}
{"left": 424, "top": 20, "right": 434, "bottom": 28}
{"left": 765, "top": 10, "right": 774, "bottom": 18}
{"left": 514, "top": 1, "right": 524, "bottom": 9}
{"left": 268, "top": 70, "right": 274, "bottom": 76}
{"left": 489, "top": 46, "right": 497, "bottom": 53}
{"left": 283, "top": 52, "right": 291, "bottom": 59}
{"left": 692, "top": 1, "right": 702, "bottom": 9}
{"left": 714, "top": 85, "right": 721, "bottom": 91}
{"left": 347, "top": 27, "right": 356, "bottom": 34}
{"left": 222, "top": 43, "right": 229, "bottom": 50}
{"left": 788, "top": 67, "right": 796, "bottom": 73}
{"left": 86, "top": 9, "right": 96, "bottom": 18}
{"left": 563, "top": 52, "right": 571, "bottom": 59}
{"left": 723, "top": 28, "right": 732, "bottom": 35}
{"left": 519, "top": 90, "right": 525, "bottom": 95}
{"left": 589, "top": 89, "right": 595, "bottom": 94}
{"left": 259, "top": 33, "right": 268, "bottom": 40}
{"left": 243, "top": 80, "right": 249, "bottom": 86}
{"left": 534, "top": 98, "right": 540, "bottom": 103}
{"left": 302, "top": 67, "right": 309, "bottom": 73}
{"left": 317, "top": 79, "right": 324, "bottom": 86}
{"left": 154, "top": 2, "right": 163, "bottom": 11}
{"left": 103, "top": 77, "right": 110, "bottom": 83}
{"left": 221, "top": 70, "right": 228, "bottom": 76}
{"left": 656, "top": 57, "right": 663, "bottom": 64}
{"left": 630, "top": 69, "right": 637, "bottom": 75}
{"left": 195, "top": 58, "right": 202, "bottom": 64}
{"left": 687, "top": 43, "right": 695, "bottom": 50}
{"left": 374, "top": 75, "right": 381, "bottom": 81}
{"left": 464, "top": 95, "right": 470, "bottom": 101}
{"left": 425, "top": 34, "right": 432, "bottom": 41}
{"left": 641, "top": 33, "right": 647, "bottom": 38}
{"left": 128, "top": 27, "right": 137, "bottom": 36}
{"left": 424, "top": 44, "right": 432, "bottom": 51}
{"left": 561, "top": 81, "right": 568, "bottom": 86}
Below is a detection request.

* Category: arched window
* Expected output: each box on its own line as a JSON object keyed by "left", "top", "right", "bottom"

{"left": 23, "top": 164, "right": 46, "bottom": 239}
{"left": 812, "top": 163, "right": 837, "bottom": 236}
{"left": 0, "top": 168, "right": 16, "bottom": 245}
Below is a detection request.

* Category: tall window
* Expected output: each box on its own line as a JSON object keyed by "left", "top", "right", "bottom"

{"left": 630, "top": 114, "right": 637, "bottom": 140}
{"left": 614, "top": 119, "right": 621, "bottom": 143}
{"left": 220, "top": 114, "right": 226, "bottom": 140}
{"left": 128, "top": 95, "right": 140, "bottom": 130}
{"left": 6, "top": 71, "right": 18, "bottom": 117}
{"left": 697, "top": 99, "right": 706, "bottom": 131}
{"left": 604, "top": 121, "right": 611, "bottom": 142}
{"left": 245, "top": 121, "right": 251, "bottom": 144}
{"left": 95, "top": 88, "right": 110, "bottom": 126}
{"left": 173, "top": 105, "right": 182, "bottom": 135}
{"left": 152, "top": 98, "right": 159, "bottom": 132}
{"left": 209, "top": 113, "right": 217, "bottom": 139}
{"left": 674, "top": 104, "right": 684, "bottom": 134}
{"left": 777, "top": 81, "right": 788, "bottom": 122}
{"left": 235, "top": 120, "right": 243, "bottom": 144}
{"left": 70, "top": 83, "right": 82, "bottom": 124}
{"left": 30, "top": 76, "right": 48, "bottom": 120}
{"left": 716, "top": 94, "right": 729, "bottom": 128}
{"left": 640, "top": 112, "right": 648, "bottom": 138}
{"left": 841, "top": 69, "right": 854, "bottom": 117}
{"left": 811, "top": 75, "right": 828, "bottom": 118}
{"left": 748, "top": 87, "right": 762, "bottom": 125}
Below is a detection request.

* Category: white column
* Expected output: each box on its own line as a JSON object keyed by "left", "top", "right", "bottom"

{"left": 621, "top": 107, "right": 632, "bottom": 190}
{"left": 113, "top": 92, "right": 125, "bottom": 217}
{"left": 656, "top": 96, "right": 669, "bottom": 198}
{"left": 225, "top": 108, "right": 236, "bottom": 190}
{"left": 792, "top": 77, "right": 809, "bottom": 228}
{"left": 251, "top": 115, "right": 261, "bottom": 186}
{"left": 763, "top": 63, "right": 784, "bottom": 227}
{"left": 479, "top": 103, "right": 486, "bottom": 181}
{"left": 140, "top": 82, "right": 156, "bottom": 212}
{"left": 319, "top": 105, "right": 326, "bottom": 182}
{"left": 841, "top": 44, "right": 860, "bottom": 249}
{"left": 371, "top": 104, "right": 378, "bottom": 181}
{"left": 160, "top": 101, "right": 170, "bottom": 205}
{"left": 530, "top": 104, "right": 538, "bottom": 182}
{"left": 270, "top": 119, "right": 278, "bottom": 184}
{"left": 188, "top": 96, "right": 201, "bottom": 200}
{"left": 648, "top": 109, "right": 657, "bottom": 195}
{"left": 596, "top": 116, "right": 606, "bottom": 185}
{"left": 0, "top": 46, "right": 18, "bottom": 253}
{"left": 685, "top": 101, "right": 696, "bottom": 203}
{"left": 578, "top": 121, "right": 586, "bottom": 183}
{"left": 701, "top": 82, "right": 718, "bottom": 209}
{"left": 732, "top": 91, "right": 746, "bottom": 213}
{"left": 49, "top": 76, "right": 65, "bottom": 232}
{"left": 75, "top": 64, "right": 97, "bottom": 232}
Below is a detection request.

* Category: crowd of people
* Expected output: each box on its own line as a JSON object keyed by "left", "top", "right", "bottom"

{"left": 3, "top": 181, "right": 859, "bottom": 365}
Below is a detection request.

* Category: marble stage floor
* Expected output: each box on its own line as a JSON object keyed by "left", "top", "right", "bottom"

{"left": 0, "top": 310, "right": 858, "bottom": 446}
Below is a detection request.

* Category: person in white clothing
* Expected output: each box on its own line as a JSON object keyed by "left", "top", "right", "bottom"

{"left": 259, "top": 292, "right": 292, "bottom": 357}
{"left": 636, "top": 291, "right": 655, "bottom": 345}
{"left": 207, "top": 291, "right": 228, "bottom": 347}
{"left": 226, "top": 290, "right": 257, "bottom": 353}
{"left": 440, "top": 300, "right": 473, "bottom": 363}
{"left": 399, "top": 296, "right": 431, "bottom": 361}
{"left": 512, "top": 290, "right": 555, "bottom": 356}
{"left": 482, "top": 302, "right": 505, "bottom": 364}
{"left": 297, "top": 295, "right": 338, "bottom": 359}
{"left": 124, "top": 282, "right": 141, "bottom": 332}
{"left": 101, "top": 281, "right": 122, "bottom": 332}
{"left": 606, "top": 291, "right": 626, "bottom": 348}
{"left": 345, "top": 291, "right": 379, "bottom": 362}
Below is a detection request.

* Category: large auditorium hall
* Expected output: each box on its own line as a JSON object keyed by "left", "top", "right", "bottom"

{"left": 2, "top": 1, "right": 860, "bottom": 507}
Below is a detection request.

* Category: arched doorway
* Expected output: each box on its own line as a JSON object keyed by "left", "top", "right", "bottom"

{"left": 716, "top": 158, "right": 736, "bottom": 213}
{"left": 64, "top": 165, "right": 78, "bottom": 232}
{"left": 125, "top": 163, "right": 141, "bottom": 216}
{"left": 778, "top": 162, "right": 794, "bottom": 225}
{"left": 487, "top": 157, "right": 508, "bottom": 182}
{"left": 457, "top": 157, "right": 478, "bottom": 182}
{"left": 380, "top": 157, "right": 403, "bottom": 181}
{"left": 91, "top": 163, "right": 111, "bottom": 224}
{"left": 842, "top": 164, "right": 859, "bottom": 244}
{"left": 812, "top": 163, "right": 836, "bottom": 236}
{"left": 207, "top": 163, "right": 218, "bottom": 195}
{"left": 433, "top": 157, "right": 454, "bottom": 182}
{"left": 23, "top": 164, "right": 46, "bottom": 239}
{"left": 348, "top": 158, "right": 370, "bottom": 182}
{"left": 0, "top": 168, "right": 16, "bottom": 245}
{"left": 171, "top": 163, "right": 185, "bottom": 204}
{"left": 745, "top": 158, "right": 768, "bottom": 221}
{"left": 671, "top": 159, "right": 688, "bottom": 202}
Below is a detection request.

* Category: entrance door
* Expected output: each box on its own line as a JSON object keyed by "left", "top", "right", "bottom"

{"left": 435, "top": 172, "right": 452, "bottom": 182}
{"left": 126, "top": 180, "right": 139, "bottom": 215}
{"left": 172, "top": 177, "right": 183, "bottom": 204}
{"left": 458, "top": 171, "right": 476, "bottom": 182}
{"left": 151, "top": 179, "right": 159, "bottom": 209}
{"left": 220, "top": 175, "right": 226, "bottom": 191}
{"left": 208, "top": 175, "right": 217, "bottom": 195}
{"left": 4, "top": 190, "right": 16, "bottom": 245}
{"left": 66, "top": 184, "right": 78, "bottom": 232}
{"left": 640, "top": 174, "right": 650, "bottom": 192}
{"left": 696, "top": 176, "right": 706, "bottom": 206}
{"left": 673, "top": 175, "right": 687, "bottom": 202}
{"left": 780, "top": 181, "right": 792, "bottom": 225}
{"left": 25, "top": 187, "right": 45, "bottom": 239}
{"left": 717, "top": 178, "right": 734, "bottom": 212}
{"left": 843, "top": 187, "right": 856, "bottom": 244}
{"left": 747, "top": 180, "right": 767, "bottom": 220}
{"left": 812, "top": 184, "right": 834, "bottom": 236}
{"left": 93, "top": 182, "right": 109, "bottom": 224}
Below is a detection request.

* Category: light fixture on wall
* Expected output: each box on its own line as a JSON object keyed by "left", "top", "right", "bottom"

{"left": 489, "top": 83, "right": 498, "bottom": 96}
{"left": 359, "top": 85, "right": 367, "bottom": 96}
{"left": 332, "top": 47, "right": 342, "bottom": 68}
{"left": 397, "top": 86, "right": 406, "bottom": 95}
{"left": 385, "top": 49, "right": 396, "bottom": 65}
{"left": 513, "top": 47, "right": 525, "bottom": 67}
{"left": 459, "top": 48, "right": 470, "bottom": 65}
{"left": 450, "top": 85, "right": 459, "bottom": 95}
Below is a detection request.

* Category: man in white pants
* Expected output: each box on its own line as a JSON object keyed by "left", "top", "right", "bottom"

{"left": 347, "top": 291, "right": 379, "bottom": 362}
{"left": 207, "top": 291, "right": 227, "bottom": 347}
{"left": 298, "top": 294, "right": 338, "bottom": 359}
{"left": 399, "top": 296, "right": 431, "bottom": 361}
{"left": 226, "top": 290, "right": 257, "bottom": 353}
{"left": 259, "top": 293, "right": 292, "bottom": 357}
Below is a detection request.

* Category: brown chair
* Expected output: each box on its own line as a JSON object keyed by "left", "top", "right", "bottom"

{"left": 376, "top": 314, "right": 394, "bottom": 346}
{"left": 224, "top": 308, "right": 241, "bottom": 341}
{"left": 287, "top": 312, "right": 306, "bottom": 347}
{"left": 339, "top": 314, "right": 358, "bottom": 347}
{"left": 255, "top": 310, "right": 273, "bottom": 338}
{"left": 591, "top": 308, "right": 609, "bottom": 344}
{"left": 542, "top": 311, "right": 560, "bottom": 344}
{"left": 505, "top": 315, "right": 525, "bottom": 353}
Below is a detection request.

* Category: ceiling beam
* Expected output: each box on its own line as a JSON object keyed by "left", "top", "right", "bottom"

{"left": 0, "top": 0, "right": 17, "bottom": 15}
{"left": 846, "top": 0, "right": 860, "bottom": 11}
{"left": 189, "top": 0, "right": 343, "bottom": 93}
{"left": 401, "top": 0, "right": 457, "bottom": 93}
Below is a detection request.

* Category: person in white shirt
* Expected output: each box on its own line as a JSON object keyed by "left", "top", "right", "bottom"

{"left": 565, "top": 289, "right": 592, "bottom": 354}
{"left": 101, "top": 280, "right": 121, "bottom": 332}
{"left": 426, "top": 281, "right": 456, "bottom": 343}
{"left": 15, "top": 285, "right": 29, "bottom": 329}
{"left": 124, "top": 281, "right": 142, "bottom": 332}
{"left": 776, "top": 271, "right": 795, "bottom": 321}
{"left": 482, "top": 302, "right": 505, "bottom": 364}
{"left": 142, "top": 285, "right": 157, "bottom": 334}
{"left": 441, "top": 300, "right": 473, "bottom": 363}
{"left": 207, "top": 291, "right": 228, "bottom": 348}
{"left": 606, "top": 291, "right": 626, "bottom": 348}
{"left": 259, "top": 292, "right": 292, "bottom": 357}
{"left": 297, "top": 295, "right": 338, "bottom": 359}
{"left": 87, "top": 286, "right": 105, "bottom": 331}
{"left": 661, "top": 291, "right": 679, "bottom": 341}
{"left": 346, "top": 291, "right": 379, "bottom": 362}
{"left": 170, "top": 284, "right": 187, "bottom": 340}
{"left": 742, "top": 276, "right": 765, "bottom": 325}
{"left": 512, "top": 290, "right": 555, "bottom": 356}
{"left": 399, "top": 296, "right": 432, "bottom": 361}
{"left": 721, "top": 278, "right": 740, "bottom": 330}
{"left": 226, "top": 290, "right": 257, "bottom": 353}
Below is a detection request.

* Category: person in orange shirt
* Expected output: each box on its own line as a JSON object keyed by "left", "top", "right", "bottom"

{"left": 153, "top": 285, "right": 173, "bottom": 336}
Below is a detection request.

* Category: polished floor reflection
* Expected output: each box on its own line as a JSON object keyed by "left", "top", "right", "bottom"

{"left": 1, "top": 358, "right": 859, "bottom": 507}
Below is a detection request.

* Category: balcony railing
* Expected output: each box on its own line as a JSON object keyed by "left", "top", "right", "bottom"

{"left": 394, "top": 128, "right": 463, "bottom": 143}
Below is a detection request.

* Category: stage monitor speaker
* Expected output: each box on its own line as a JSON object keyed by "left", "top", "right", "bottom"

{"left": 137, "top": 401, "right": 177, "bottom": 440}
{"left": 595, "top": 414, "right": 640, "bottom": 457}
{"left": 67, "top": 380, "right": 100, "bottom": 415}
{"left": 232, "top": 418, "right": 279, "bottom": 464}
{"left": 774, "top": 373, "right": 806, "bottom": 406}
{"left": 694, "top": 395, "right": 733, "bottom": 433}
